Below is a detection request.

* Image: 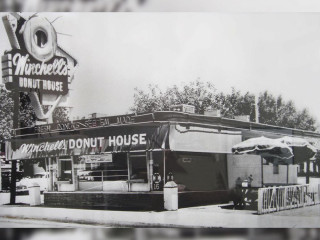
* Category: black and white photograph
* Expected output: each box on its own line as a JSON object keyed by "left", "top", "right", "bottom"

{"left": 1, "top": 0, "right": 320, "bottom": 237}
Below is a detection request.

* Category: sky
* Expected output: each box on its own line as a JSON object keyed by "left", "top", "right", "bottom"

{"left": 1, "top": 12, "right": 320, "bottom": 124}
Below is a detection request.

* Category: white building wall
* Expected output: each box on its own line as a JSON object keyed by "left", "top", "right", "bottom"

{"left": 227, "top": 154, "right": 298, "bottom": 188}
{"left": 227, "top": 154, "right": 262, "bottom": 188}
{"left": 263, "top": 164, "right": 298, "bottom": 185}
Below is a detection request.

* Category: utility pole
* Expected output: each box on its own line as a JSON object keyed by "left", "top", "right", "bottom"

{"left": 255, "top": 94, "right": 259, "bottom": 123}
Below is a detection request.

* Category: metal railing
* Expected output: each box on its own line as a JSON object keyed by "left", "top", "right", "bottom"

{"left": 78, "top": 169, "right": 128, "bottom": 182}
{"left": 78, "top": 169, "right": 128, "bottom": 191}
{"left": 257, "top": 184, "right": 320, "bottom": 214}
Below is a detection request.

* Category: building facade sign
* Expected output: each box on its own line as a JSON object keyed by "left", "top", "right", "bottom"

{"left": 19, "top": 134, "right": 147, "bottom": 155}
{"left": 14, "top": 114, "right": 135, "bottom": 136}
{"left": 6, "top": 124, "right": 169, "bottom": 160}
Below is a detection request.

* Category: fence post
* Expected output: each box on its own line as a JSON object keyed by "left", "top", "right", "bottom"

{"left": 284, "top": 187, "right": 287, "bottom": 210}
{"left": 280, "top": 188, "right": 282, "bottom": 210}
{"left": 257, "top": 188, "right": 264, "bottom": 215}
{"left": 274, "top": 188, "right": 278, "bottom": 212}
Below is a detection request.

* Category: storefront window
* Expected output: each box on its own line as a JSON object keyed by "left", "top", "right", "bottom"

{"left": 77, "top": 153, "right": 128, "bottom": 182}
{"left": 166, "top": 152, "right": 228, "bottom": 191}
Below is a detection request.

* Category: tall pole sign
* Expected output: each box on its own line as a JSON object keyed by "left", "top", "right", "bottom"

{"left": 2, "top": 13, "right": 77, "bottom": 123}
{"left": 1, "top": 13, "right": 77, "bottom": 203}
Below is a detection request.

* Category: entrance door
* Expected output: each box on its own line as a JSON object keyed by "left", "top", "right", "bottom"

{"left": 127, "top": 152, "right": 150, "bottom": 191}
{"left": 57, "top": 157, "right": 75, "bottom": 191}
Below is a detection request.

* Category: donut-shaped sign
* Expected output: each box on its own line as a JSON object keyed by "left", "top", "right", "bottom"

{"left": 23, "top": 16, "right": 57, "bottom": 62}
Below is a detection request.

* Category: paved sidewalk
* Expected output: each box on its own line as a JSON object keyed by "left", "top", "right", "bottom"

{"left": 0, "top": 204, "right": 319, "bottom": 228}
{"left": 0, "top": 192, "right": 44, "bottom": 205}
{"left": 0, "top": 218, "right": 106, "bottom": 228}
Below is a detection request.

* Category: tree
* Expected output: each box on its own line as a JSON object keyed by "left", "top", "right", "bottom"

{"left": 216, "top": 88, "right": 255, "bottom": 120}
{"left": 0, "top": 85, "right": 13, "bottom": 141}
{"left": 19, "top": 93, "right": 37, "bottom": 128}
{"left": 43, "top": 105, "right": 70, "bottom": 123}
{"left": 19, "top": 93, "right": 70, "bottom": 127}
{"left": 131, "top": 80, "right": 217, "bottom": 114}
{"left": 295, "top": 109, "right": 317, "bottom": 131}
{"left": 130, "top": 81, "right": 317, "bottom": 131}
{"left": 0, "top": 87, "right": 70, "bottom": 141}
{"left": 258, "top": 91, "right": 317, "bottom": 131}
{"left": 258, "top": 91, "right": 278, "bottom": 125}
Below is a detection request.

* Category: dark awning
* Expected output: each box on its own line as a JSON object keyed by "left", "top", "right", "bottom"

{"left": 6, "top": 123, "right": 169, "bottom": 160}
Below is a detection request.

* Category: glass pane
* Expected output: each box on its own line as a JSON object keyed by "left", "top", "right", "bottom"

{"left": 77, "top": 153, "right": 128, "bottom": 182}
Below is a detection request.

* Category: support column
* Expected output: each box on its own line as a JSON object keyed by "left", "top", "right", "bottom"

{"left": 261, "top": 156, "right": 264, "bottom": 187}
{"left": 306, "top": 159, "right": 310, "bottom": 184}
{"left": 71, "top": 156, "right": 76, "bottom": 191}
{"left": 287, "top": 164, "right": 289, "bottom": 184}
{"left": 149, "top": 152, "right": 153, "bottom": 191}
{"left": 48, "top": 158, "right": 53, "bottom": 191}
{"left": 127, "top": 153, "right": 130, "bottom": 192}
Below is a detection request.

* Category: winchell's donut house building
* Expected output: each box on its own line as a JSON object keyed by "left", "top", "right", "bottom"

{"left": 2, "top": 13, "right": 320, "bottom": 210}
{"left": 6, "top": 110, "right": 320, "bottom": 209}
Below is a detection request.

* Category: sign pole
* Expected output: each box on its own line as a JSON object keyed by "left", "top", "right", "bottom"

{"left": 0, "top": 158, "right": 2, "bottom": 192}
{"left": 10, "top": 90, "right": 19, "bottom": 204}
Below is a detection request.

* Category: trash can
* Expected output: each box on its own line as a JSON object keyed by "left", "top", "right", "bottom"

{"left": 28, "top": 182, "right": 41, "bottom": 206}
{"left": 164, "top": 181, "right": 178, "bottom": 211}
